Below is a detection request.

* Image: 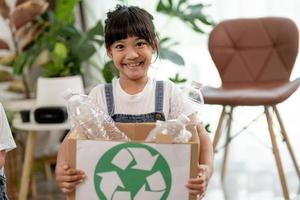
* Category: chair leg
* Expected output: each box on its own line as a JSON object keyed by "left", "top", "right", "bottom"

{"left": 265, "top": 106, "right": 289, "bottom": 200}
{"left": 221, "top": 106, "right": 234, "bottom": 183}
{"left": 213, "top": 106, "right": 226, "bottom": 152}
{"left": 273, "top": 105, "right": 300, "bottom": 179}
{"left": 44, "top": 161, "right": 52, "bottom": 181}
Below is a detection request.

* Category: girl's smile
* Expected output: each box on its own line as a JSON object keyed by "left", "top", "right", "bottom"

{"left": 122, "top": 61, "right": 144, "bottom": 69}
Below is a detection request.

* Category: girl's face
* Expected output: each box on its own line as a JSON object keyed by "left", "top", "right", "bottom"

{"left": 107, "top": 36, "right": 156, "bottom": 81}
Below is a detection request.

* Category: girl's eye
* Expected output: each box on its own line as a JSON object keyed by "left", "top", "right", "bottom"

{"left": 115, "top": 44, "right": 124, "bottom": 49}
{"left": 136, "top": 41, "right": 147, "bottom": 47}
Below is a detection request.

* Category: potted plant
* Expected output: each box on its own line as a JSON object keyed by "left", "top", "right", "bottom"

{"left": 11, "top": 0, "right": 104, "bottom": 102}
{"left": 0, "top": 0, "right": 49, "bottom": 99}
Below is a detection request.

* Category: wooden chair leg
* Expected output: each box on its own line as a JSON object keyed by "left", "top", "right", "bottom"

{"left": 213, "top": 106, "right": 226, "bottom": 151}
{"left": 273, "top": 105, "right": 300, "bottom": 179}
{"left": 44, "top": 161, "right": 53, "bottom": 181}
{"left": 29, "top": 176, "right": 37, "bottom": 199}
{"left": 221, "top": 106, "right": 234, "bottom": 183}
{"left": 265, "top": 106, "right": 289, "bottom": 200}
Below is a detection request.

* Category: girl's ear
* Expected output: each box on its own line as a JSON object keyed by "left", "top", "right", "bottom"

{"left": 106, "top": 48, "right": 113, "bottom": 58}
{"left": 152, "top": 38, "right": 159, "bottom": 54}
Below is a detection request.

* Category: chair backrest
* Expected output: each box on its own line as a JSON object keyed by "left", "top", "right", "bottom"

{"left": 208, "top": 17, "right": 299, "bottom": 85}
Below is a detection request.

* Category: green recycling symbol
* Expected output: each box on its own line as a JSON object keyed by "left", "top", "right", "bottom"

{"left": 94, "top": 143, "right": 172, "bottom": 200}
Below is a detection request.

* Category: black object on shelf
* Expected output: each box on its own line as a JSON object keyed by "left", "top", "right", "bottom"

{"left": 34, "top": 106, "right": 68, "bottom": 124}
{"left": 20, "top": 110, "right": 30, "bottom": 123}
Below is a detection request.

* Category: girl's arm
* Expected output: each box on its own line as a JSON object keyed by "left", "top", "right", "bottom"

{"left": 188, "top": 113, "right": 214, "bottom": 176}
{"left": 197, "top": 123, "right": 214, "bottom": 177}
{"left": 55, "top": 132, "right": 86, "bottom": 193}
{"left": 0, "top": 150, "right": 6, "bottom": 168}
{"left": 186, "top": 121, "right": 214, "bottom": 199}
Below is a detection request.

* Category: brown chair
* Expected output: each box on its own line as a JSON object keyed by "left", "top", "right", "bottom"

{"left": 201, "top": 17, "right": 300, "bottom": 199}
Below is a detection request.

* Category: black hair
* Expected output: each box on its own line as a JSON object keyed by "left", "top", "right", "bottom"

{"left": 104, "top": 5, "right": 157, "bottom": 51}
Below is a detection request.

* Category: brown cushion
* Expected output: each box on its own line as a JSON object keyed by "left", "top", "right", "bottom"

{"left": 201, "top": 78, "right": 300, "bottom": 106}
{"left": 209, "top": 17, "right": 298, "bottom": 84}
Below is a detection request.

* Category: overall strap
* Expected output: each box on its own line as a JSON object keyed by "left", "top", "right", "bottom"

{"left": 155, "top": 81, "right": 164, "bottom": 112}
{"left": 104, "top": 84, "right": 114, "bottom": 116}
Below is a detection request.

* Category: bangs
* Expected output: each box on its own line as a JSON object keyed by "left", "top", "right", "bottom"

{"left": 109, "top": 18, "right": 151, "bottom": 43}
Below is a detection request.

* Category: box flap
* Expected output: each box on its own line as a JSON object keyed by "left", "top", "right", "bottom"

{"left": 116, "top": 123, "right": 155, "bottom": 141}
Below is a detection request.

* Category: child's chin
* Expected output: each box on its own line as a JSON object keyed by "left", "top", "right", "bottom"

{"left": 128, "top": 74, "right": 145, "bottom": 80}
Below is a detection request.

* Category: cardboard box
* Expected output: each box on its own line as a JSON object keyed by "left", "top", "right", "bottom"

{"left": 67, "top": 123, "right": 200, "bottom": 200}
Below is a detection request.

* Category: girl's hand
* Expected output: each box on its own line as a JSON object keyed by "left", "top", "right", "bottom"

{"left": 55, "top": 163, "right": 86, "bottom": 194}
{"left": 186, "top": 164, "right": 211, "bottom": 200}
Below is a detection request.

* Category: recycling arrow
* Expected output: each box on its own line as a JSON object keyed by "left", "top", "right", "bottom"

{"left": 128, "top": 148, "right": 158, "bottom": 171}
{"left": 146, "top": 171, "right": 166, "bottom": 191}
{"left": 111, "top": 148, "right": 133, "bottom": 170}
{"left": 97, "top": 171, "right": 124, "bottom": 200}
{"left": 112, "top": 191, "right": 131, "bottom": 200}
{"left": 134, "top": 185, "right": 164, "bottom": 200}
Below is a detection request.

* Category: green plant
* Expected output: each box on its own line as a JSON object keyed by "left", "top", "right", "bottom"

{"left": 156, "top": 0, "right": 214, "bottom": 33}
{"left": 13, "top": 0, "right": 104, "bottom": 78}
{"left": 169, "top": 73, "right": 187, "bottom": 83}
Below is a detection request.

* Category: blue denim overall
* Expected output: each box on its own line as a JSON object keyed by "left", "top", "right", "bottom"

{"left": 0, "top": 174, "right": 8, "bottom": 200}
{"left": 104, "top": 81, "right": 166, "bottom": 123}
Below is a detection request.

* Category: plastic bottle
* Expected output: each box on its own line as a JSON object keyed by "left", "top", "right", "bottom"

{"left": 170, "top": 114, "right": 192, "bottom": 143}
{"left": 186, "top": 81, "right": 204, "bottom": 109}
{"left": 146, "top": 114, "right": 192, "bottom": 143}
{"left": 63, "top": 89, "right": 128, "bottom": 140}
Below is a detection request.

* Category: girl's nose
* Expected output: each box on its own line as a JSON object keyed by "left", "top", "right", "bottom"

{"left": 125, "top": 47, "right": 139, "bottom": 60}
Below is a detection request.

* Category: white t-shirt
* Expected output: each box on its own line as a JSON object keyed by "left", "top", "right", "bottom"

{"left": 89, "top": 78, "right": 197, "bottom": 120}
{"left": 0, "top": 103, "right": 16, "bottom": 152}
{"left": 0, "top": 103, "right": 17, "bottom": 175}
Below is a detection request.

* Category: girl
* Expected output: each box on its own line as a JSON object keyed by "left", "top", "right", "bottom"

{"left": 56, "top": 5, "right": 213, "bottom": 199}
{"left": 0, "top": 102, "right": 17, "bottom": 200}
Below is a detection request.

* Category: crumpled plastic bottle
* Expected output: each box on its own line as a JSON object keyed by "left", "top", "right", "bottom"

{"left": 169, "top": 81, "right": 204, "bottom": 123}
{"left": 146, "top": 114, "right": 192, "bottom": 143}
{"left": 185, "top": 81, "right": 204, "bottom": 115}
{"left": 63, "top": 89, "right": 128, "bottom": 140}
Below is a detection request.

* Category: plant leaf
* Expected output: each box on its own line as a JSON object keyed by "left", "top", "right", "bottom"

{"left": 157, "top": 0, "right": 215, "bottom": 33}
{"left": 86, "top": 20, "right": 104, "bottom": 38}
{"left": 54, "top": 0, "right": 78, "bottom": 23}
{"left": 102, "top": 61, "right": 118, "bottom": 83}
{"left": 177, "top": 0, "right": 187, "bottom": 10}
{"left": 169, "top": 73, "right": 187, "bottom": 83}
{"left": 159, "top": 48, "right": 184, "bottom": 66}
{"left": 13, "top": 52, "right": 27, "bottom": 75}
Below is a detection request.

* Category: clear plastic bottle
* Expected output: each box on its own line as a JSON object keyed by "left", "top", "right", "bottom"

{"left": 184, "top": 81, "right": 204, "bottom": 124}
{"left": 63, "top": 89, "right": 128, "bottom": 140}
{"left": 186, "top": 81, "right": 204, "bottom": 108}
{"left": 146, "top": 114, "right": 192, "bottom": 143}
{"left": 170, "top": 114, "right": 192, "bottom": 143}
{"left": 168, "top": 81, "right": 204, "bottom": 121}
